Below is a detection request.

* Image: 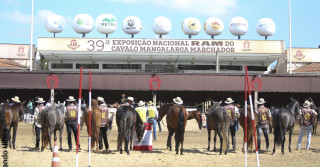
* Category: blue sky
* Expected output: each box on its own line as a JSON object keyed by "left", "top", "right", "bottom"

{"left": 0, "top": 0, "right": 319, "bottom": 48}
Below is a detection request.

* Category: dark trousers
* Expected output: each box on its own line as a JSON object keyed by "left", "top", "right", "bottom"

{"left": 157, "top": 120, "right": 162, "bottom": 132}
{"left": 35, "top": 126, "right": 41, "bottom": 147}
{"left": 66, "top": 121, "right": 80, "bottom": 149}
{"left": 99, "top": 127, "right": 109, "bottom": 150}
{"left": 229, "top": 124, "right": 236, "bottom": 150}
{"left": 257, "top": 125, "right": 269, "bottom": 150}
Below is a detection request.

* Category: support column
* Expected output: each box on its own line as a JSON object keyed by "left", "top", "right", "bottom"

{"left": 216, "top": 52, "right": 219, "bottom": 73}
{"left": 50, "top": 89, "right": 54, "bottom": 105}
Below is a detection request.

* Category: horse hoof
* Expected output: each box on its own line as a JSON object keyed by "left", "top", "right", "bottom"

{"left": 180, "top": 152, "right": 183, "bottom": 155}
{"left": 59, "top": 148, "right": 62, "bottom": 151}
{"left": 219, "top": 152, "right": 222, "bottom": 155}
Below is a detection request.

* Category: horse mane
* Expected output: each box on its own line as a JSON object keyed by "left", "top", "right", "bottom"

{"left": 110, "top": 102, "right": 119, "bottom": 108}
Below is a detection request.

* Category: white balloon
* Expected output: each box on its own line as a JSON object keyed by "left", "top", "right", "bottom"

{"left": 95, "top": 14, "right": 118, "bottom": 34}
{"left": 45, "top": 14, "right": 65, "bottom": 33}
{"left": 256, "top": 18, "right": 276, "bottom": 37}
{"left": 72, "top": 14, "right": 94, "bottom": 34}
{"left": 182, "top": 17, "right": 201, "bottom": 36}
{"left": 204, "top": 17, "right": 224, "bottom": 36}
{"left": 122, "top": 16, "right": 142, "bottom": 35}
{"left": 229, "top": 16, "right": 248, "bottom": 36}
{"left": 152, "top": 16, "right": 172, "bottom": 35}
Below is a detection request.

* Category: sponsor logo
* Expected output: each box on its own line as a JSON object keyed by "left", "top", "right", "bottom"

{"left": 242, "top": 41, "right": 251, "bottom": 51}
{"left": 128, "top": 19, "right": 135, "bottom": 27}
{"left": 211, "top": 22, "right": 221, "bottom": 30}
{"left": 204, "top": 21, "right": 207, "bottom": 31}
{"left": 230, "top": 22, "right": 247, "bottom": 28}
{"left": 188, "top": 21, "right": 197, "bottom": 30}
{"left": 67, "top": 40, "right": 80, "bottom": 50}
{"left": 77, "top": 18, "right": 84, "bottom": 26}
{"left": 294, "top": 50, "right": 305, "bottom": 60}
{"left": 54, "top": 19, "right": 65, "bottom": 29}
{"left": 17, "top": 46, "right": 25, "bottom": 56}
{"left": 101, "top": 18, "right": 117, "bottom": 27}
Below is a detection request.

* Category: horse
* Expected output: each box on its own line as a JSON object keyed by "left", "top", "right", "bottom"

{"left": 0, "top": 102, "right": 24, "bottom": 149}
{"left": 206, "top": 101, "right": 230, "bottom": 155}
{"left": 41, "top": 103, "right": 65, "bottom": 151}
{"left": 116, "top": 105, "right": 145, "bottom": 155}
{"left": 272, "top": 98, "right": 300, "bottom": 154}
{"left": 239, "top": 106, "right": 257, "bottom": 153}
{"left": 158, "top": 103, "right": 202, "bottom": 131}
{"left": 83, "top": 99, "right": 102, "bottom": 153}
{"left": 165, "top": 104, "right": 188, "bottom": 155}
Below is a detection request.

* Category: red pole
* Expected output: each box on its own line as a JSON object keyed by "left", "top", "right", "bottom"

{"left": 76, "top": 67, "right": 82, "bottom": 167}
{"left": 244, "top": 73, "right": 248, "bottom": 167}
{"left": 88, "top": 70, "right": 92, "bottom": 167}
{"left": 245, "top": 66, "right": 260, "bottom": 167}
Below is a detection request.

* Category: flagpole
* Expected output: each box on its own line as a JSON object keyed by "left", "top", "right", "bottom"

{"left": 289, "top": 0, "right": 292, "bottom": 74}
{"left": 29, "top": 0, "right": 34, "bottom": 71}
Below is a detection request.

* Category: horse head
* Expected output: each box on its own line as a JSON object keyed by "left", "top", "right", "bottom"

{"left": 211, "top": 100, "right": 222, "bottom": 109}
{"left": 288, "top": 98, "right": 300, "bottom": 115}
{"left": 307, "top": 97, "right": 317, "bottom": 110}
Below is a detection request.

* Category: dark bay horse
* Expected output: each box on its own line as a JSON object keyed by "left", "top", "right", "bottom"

{"left": 158, "top": 103, "right": 202, "bottom": 131}
{"left": 272, "top": 98, "right": 300, "bottom": 154}
{"left": 83, "top": 99, "right": 102, "bottom": 153}
{"left": 206, "top": 101, "right": 230, "bottom": 155}
{"left": 307, "top": 98, "right": 318, "bottom": 135}
{"left": 0, "top": 102, "right": 24, "bottom": 149}
{"left": 41, "top": 103, "right": 65, "bottom": 151}
{"left": 239, "top": 106, "right": 257, "bottom": 153}
{"left": 166, "top": 104, "right": 187, "bottom": 155}
{"left": 116, "top": 105, "right": 145, "bottom": 155}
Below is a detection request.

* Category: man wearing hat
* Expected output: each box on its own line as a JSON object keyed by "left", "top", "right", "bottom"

{"left": 147, "top": 101, "right": 159, "bottom": 141}
{"left": 223, "top": 97, "right": 239, "bottom": 151}
{"left": 97, "top": 97, "right": 109, "bottom": 151}
{"left": 65, "top": 96, "right": 81, "bottom": 151}
{"left": 11, "top": 96, "right": 21, "bottom": 105}
{"left": 256, "top": 98, "right": 271, "bottom": 151}
{"left": 173, "top": 97, "right": 183, "bottom": 105}
{"left": 34, "top": 97, "right": 46, "bottom": 150}
{"left": 126, "top": 96, "right": 136, "bottom": 109}
{"left": 296, "top": 100, "right": 318, "bottom": 150}
{"left": 136, "top": 101, "right": 147, "bottom": 123}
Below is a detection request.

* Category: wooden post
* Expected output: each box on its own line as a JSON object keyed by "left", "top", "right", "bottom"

{"left": 153, "top": 93, "right": 156, "bottom": 107}
{"left": 254, "top": 91, "right": 258, "bottom": 112}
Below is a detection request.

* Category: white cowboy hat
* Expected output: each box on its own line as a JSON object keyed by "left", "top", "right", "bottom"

{"left": 138, "top": 101, "right": 145, "bottom": 107}
{"left": 66, "top": 96, "right": 76, "bottom": 102}
{"left": 225, "top": 97, "right": 234, "bottom": 104}
{"left": 303, "top": 100, "right": 311, "bottom": 108}
{"left": 256, "top": 98, "right": 266, "bottom": 105}
{"left": 36, "top": 97, "right": 45, "bottom": 103}
{"left": 127, "top": 97, "right": 134, "bottom": 101}
{"left": 173, "top": 97, "right": 183, "bottom": 105}
{"left": 11, "top": 96, "right": 20, "bottom": 103}
{"left": 147, "top": 101, "right": 153, "bottom": 106}
{"left": 97, "top": 96, "right": 105, "bottom": 102}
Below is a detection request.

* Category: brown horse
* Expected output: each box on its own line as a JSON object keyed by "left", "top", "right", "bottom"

{"left": 159, "top": 103, "right": 202, "bottom": 131}
{"left": 83, "top": 99, "right": 102, "bottom": 153}
{"left": 239, "top": 106, "right": 257, "bottom": 153}
{"left": 0, "top": 102, "right": 24, "bottom": 149}
{"left": 166, "top": 104, "right": 187, "bottom": 155}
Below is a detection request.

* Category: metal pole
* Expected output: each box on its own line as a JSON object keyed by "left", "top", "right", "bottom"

{"left": 50, "top": 89, "right": 54, "bottom": 105}
{"left": 88, "top": 70, "right": 92, "bottom": 167}
{"left": 289, "top": 0, "right": 292, "bottom": 74}
{"left": 29, "top": 0, "right": 34, "bottom": 71}
{"left": 245, "top": 66, "right": 260, "bottom": 167}
{"left": 76, "top": 67, "right": 83, "bottom": 167}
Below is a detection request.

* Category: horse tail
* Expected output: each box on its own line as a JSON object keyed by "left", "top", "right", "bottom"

{"left": 177, "top": 108, "right": 185, "bottom": 142}
{"left": 118, "top": 110, "right": 126, "bottom": 150}
{"left": 274, "top": 111, "right": 282, "bottom": 146}
{"left": 222, "top": 110, "right": 229, "bottom": 153}
{"left": 41, "top": 111, "right": 49, "bottom": 149}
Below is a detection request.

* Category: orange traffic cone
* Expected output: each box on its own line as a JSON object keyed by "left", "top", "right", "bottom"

{"left": 51, "top": 141, "right": 60, "bottom": 167}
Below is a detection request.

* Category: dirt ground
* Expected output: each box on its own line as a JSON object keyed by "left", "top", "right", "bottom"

{"left": 1, "top": 117, "right": 320, "bottom": 167}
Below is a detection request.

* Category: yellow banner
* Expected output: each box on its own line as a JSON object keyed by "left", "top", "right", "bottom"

{"left": 38, "top": 38, "right": 284, "bottom": 54}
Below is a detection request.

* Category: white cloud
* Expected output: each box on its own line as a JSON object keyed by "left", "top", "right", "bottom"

{"left": 0, "top": 9, "right": 56, "bottom": 24}
{"left": 109, "top": 0, "right": 238, "bottom": 16}
{"left": 3, "top": 0, "right": 20, "bottom": 5}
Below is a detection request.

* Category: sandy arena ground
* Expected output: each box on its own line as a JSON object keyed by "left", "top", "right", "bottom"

{"left": 1, "top": 117, "right": 320, "bottom": 167}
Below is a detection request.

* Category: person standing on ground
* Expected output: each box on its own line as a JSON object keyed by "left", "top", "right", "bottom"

{"left": 223, "top": 97, "right": 239, "bottom": 151}
{"left": 136, "top": 101, "right": 147, "bottom": 123}
{"left": 97, "top": 97, "right": 109, "bottom": 151}
{"left": 256, "top": 98, "right": 271, "bottom": 151}
{"left": 65, "top": 96, "right": 81, "bottom": 151}
{"left": 296, "top": 100, "right": 318, "bottom": 150}
{"left": 33, "top": 97, "right": 46, "bottom": 150}
{"left": 146, "top": 101, "right": 158, "bottom": 141}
